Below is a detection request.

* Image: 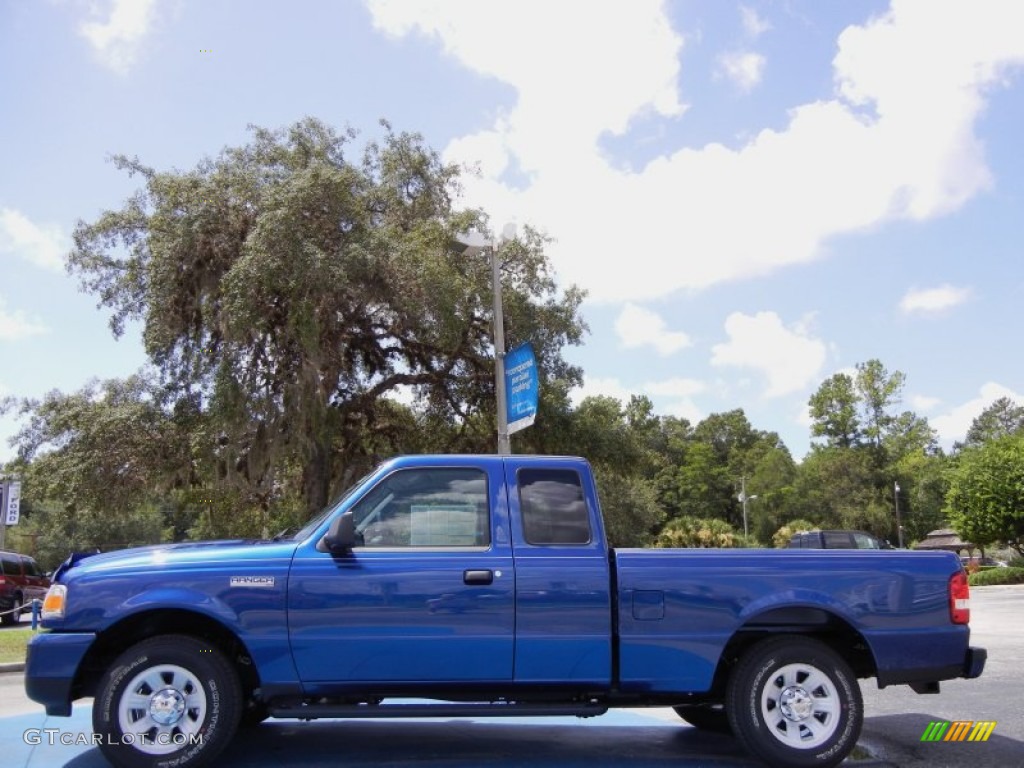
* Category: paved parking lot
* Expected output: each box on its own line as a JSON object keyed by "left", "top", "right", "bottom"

{"left": 2, "top": 586, "right": 1021, "bottom": 767}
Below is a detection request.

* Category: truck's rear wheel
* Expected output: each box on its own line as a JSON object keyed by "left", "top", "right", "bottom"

{"left": 93, "top": 635, "right": 242, "bottom": 768}
{"left": 672, "top": 703, "right": 731, "bottom": 733}
{"left": 725, "top": 637, "right": 862, "bottom": 768}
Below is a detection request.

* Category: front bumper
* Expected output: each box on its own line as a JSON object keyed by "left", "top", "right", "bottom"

{"left": 24, "top": 632, "right": 97, "bottom": 716}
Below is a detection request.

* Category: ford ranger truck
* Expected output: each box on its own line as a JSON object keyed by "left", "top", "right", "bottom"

{"left": 25, "top": 455, "right": 986, "bottom": 768}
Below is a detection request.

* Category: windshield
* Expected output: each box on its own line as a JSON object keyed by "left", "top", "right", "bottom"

{"left": 290, "top": 470, "right": 375, "bottom": 542}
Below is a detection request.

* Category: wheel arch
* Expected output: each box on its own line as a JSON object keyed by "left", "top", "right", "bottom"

{"left": 706, "top": 606, "right": 878, "bottom": 700}
{"left": 73, "top": 608, "right": 260, "bottom": 702}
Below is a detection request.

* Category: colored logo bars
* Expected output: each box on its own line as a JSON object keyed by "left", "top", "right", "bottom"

{"left": 920, "top": 721, "right": 996, "bottom": 742}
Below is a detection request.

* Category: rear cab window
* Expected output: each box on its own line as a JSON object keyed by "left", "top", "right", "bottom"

{"left": 517, "top": 468, "right": 592, "bottom": 545}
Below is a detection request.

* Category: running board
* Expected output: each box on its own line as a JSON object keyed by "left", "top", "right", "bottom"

{"left": 268, "top": 702, "right": 609, "bottom": 720}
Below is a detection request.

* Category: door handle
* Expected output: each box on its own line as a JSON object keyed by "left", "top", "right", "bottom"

{"left": 463, "top": 569, "right": 493, "bottom": 585}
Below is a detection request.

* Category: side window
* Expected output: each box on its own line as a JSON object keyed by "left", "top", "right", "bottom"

{"left": 0, "top": 554, "right": 19, "bottom": 576}
{"left": 853, "top": 533, "right": 878, "bottom": 549}
{"left": 823, "top": 531, "right": 852, "bottom": 548}
{"left": 22, "top": 557, "right": 41, "bottom": 576}
{"left": 350, "top": 468, "right": 489, "bottom": 548}
{"left": 518, "top": 468, "right": 592, "bottom": 545}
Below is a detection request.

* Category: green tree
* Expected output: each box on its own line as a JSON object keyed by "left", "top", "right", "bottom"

{"left": 894, "top": 451, "right": 949, "bottom": 545}
{"left": 655, "top": 516, "right": 740, "bottom": 548}
{"left": 67, "top": 118, "right": 586, "bottom": 518}
{"left": 13, "top": 376, "right": 189, "bottom": 516}
{"left": 855, "top": 359, "right": 905, "bottom": 449}
{"left": 744, "top": 441, "right": 798, "bottom": 544}
{"left": 594, "top": 469, "right": 664, "bottom": 548}
{"left": 963, "top": 396, "right": 1024, "bottom": 447}
{"left": 790, "top": 446, "right": 893, "bottom": 538}
{"left": 772, "top": 519, "right": 820, "bottom": 548}
{"left": 808, "top": 373, "right": 860, "bottom": 448}
{"left": 551, "top": 395, "right": 664, "bottom": 546}
{"left": 883, "top": 411, "right": 938, "bottom": 461}
{"left": 657, "top": 442, "right": 733, "bottom": 522}
{"left": 945, "top": 435, "right": 1024, "bottom": 556}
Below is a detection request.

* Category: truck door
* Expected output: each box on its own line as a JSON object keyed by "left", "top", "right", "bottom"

{"left": 288, "top": 461, "right": 515, "bottom": 684}
{"left": 504, "top": 459, "right": 613, "bottom": 686}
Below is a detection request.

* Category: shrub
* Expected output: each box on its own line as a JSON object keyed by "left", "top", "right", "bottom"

{"left": 968, "top": 567, "right": 1024, "bottom": 587}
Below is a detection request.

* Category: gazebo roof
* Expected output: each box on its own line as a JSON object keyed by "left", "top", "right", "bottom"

{"left": 914, "top": 528, "right": 972, "bottom": 551}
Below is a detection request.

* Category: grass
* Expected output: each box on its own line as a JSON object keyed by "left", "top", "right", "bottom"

{"left": 0, "top": 627, "right": 38, "bottom": 664}
{"left": 968, "top": 566, "right": 1024, "bottom": 587}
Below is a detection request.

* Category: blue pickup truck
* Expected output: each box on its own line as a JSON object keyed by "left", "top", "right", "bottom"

{"left": 26, "top": 455, "right": 985, "bottom": 768}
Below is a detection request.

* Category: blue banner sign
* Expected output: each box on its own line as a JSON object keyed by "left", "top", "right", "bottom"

{"left": 504, "top": 343, "right": 538, "bottom": 435}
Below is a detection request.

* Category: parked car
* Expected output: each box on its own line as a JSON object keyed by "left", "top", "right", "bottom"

{"left": 787, "top": 529, "right": 892, "bottom": 549}
{"left": 0, "top": 550, "right": 51, "bottom": 626}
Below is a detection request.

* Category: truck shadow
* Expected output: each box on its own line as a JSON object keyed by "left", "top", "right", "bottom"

{"left": 37, "top": 711, "right": 1024, "bottom": 767}
{"left": 62, "top": 718, "right": 762, "bottom": 767}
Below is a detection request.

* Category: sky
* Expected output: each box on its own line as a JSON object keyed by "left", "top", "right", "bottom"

{"left": 1, "top": 0, "right": 1023, "bottom": 464}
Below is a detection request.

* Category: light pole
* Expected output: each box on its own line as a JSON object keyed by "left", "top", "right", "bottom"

{"left": 453, "top": 223, "right": 517, "bottom": 455}
{"left": 894, "top": 481, "right": 904, "bottom": 548}
{"left": 738, "top": 476, "right": 757, "bottom": 540}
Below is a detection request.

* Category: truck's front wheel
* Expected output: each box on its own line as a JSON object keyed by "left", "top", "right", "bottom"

{"left": 725, "top": 637, "right": 862, "bottom": 768}
{"left": 93, "top": 635, "right": 242, "bottom": 768}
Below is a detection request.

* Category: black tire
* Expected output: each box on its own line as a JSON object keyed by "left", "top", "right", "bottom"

{"left": 672, "top": 703, "right": 732, "bottom": 733}
{"left": 93, "top": 635, "right": 242, "bottom": 768}
{"left": 1, "top": 596, "right": 22, "bottom": 626}
{"left": 725, "top": 637, "right": 862, "bottom": 768}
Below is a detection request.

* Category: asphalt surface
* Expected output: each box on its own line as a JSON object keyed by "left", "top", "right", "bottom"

{"left": 1, "top": 586, "right": 1020, "bottom": 767}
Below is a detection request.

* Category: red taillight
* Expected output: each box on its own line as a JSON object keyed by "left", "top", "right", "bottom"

{"left": 950, "top": 570, "right": 971, "bottom": 624}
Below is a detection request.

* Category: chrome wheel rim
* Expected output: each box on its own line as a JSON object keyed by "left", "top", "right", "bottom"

{"left": 760, "top": 662, "right": 840, "bottom": 748}
{"left": 117, "top": 663, "right": 207, "bottom": 755}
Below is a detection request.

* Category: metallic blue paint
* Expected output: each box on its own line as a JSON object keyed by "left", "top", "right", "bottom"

{"left": 24, "top": 454, "right": 983, "bottom": 721}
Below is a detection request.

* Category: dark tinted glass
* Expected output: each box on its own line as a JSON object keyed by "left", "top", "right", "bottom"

{"left": 823, "top": 531, "right": 853, "bottom": 548}
{"left": 518, "top": 468, "right": 591, "bottom": 545}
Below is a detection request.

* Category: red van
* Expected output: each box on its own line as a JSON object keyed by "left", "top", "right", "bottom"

{"left": 0, "top": 550, "right": 51, "bottom": 626}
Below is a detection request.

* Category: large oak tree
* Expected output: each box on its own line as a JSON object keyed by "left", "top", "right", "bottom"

{"left": 67, "top": 118, "right": 586, "bottom": 517}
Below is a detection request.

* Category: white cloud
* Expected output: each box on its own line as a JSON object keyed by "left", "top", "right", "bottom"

{"left": 0, "top": 208, "right": 67, "bottom": 271}
{"left": 79, "top": 0, "right": 157, "bottom": 75}
{"left": 643, "top": 377, "right": 705, "bottom": 422}
{"left": 910, "top": 394, "right": 941, "bottom": 411}
{"left": 717, "top": 50, "right": 766, "bottom": 92}
{"left": 711, "top": 311, "right": 827, "bottom": 397}
{"left": 366, "top": 0, "right": 1024, "bottom": 303}
{"left": 932, "top": 382, "right": 1024, "bottom": 446}
{"left": 899, "top": 284, "right": 971, "bottom": 314}
{"left": 614, "top": 304, "right": 692, "bottom": 356}
{"left": 0, "top": 298, "right": 48, "bottom": 340}
{"left": 795, "top": 403, "right": 814, "bottom": 429}
{"left": 741, "top": 6, "right": 772, "bottom": 38}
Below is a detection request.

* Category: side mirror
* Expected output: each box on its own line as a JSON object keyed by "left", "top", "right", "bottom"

{"left": 318, "top": 512, "right": 358, "bottom": 554}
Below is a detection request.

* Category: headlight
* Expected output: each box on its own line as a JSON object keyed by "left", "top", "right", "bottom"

{"left": 42, "top": 584, "right": 67, "bottom": 620}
